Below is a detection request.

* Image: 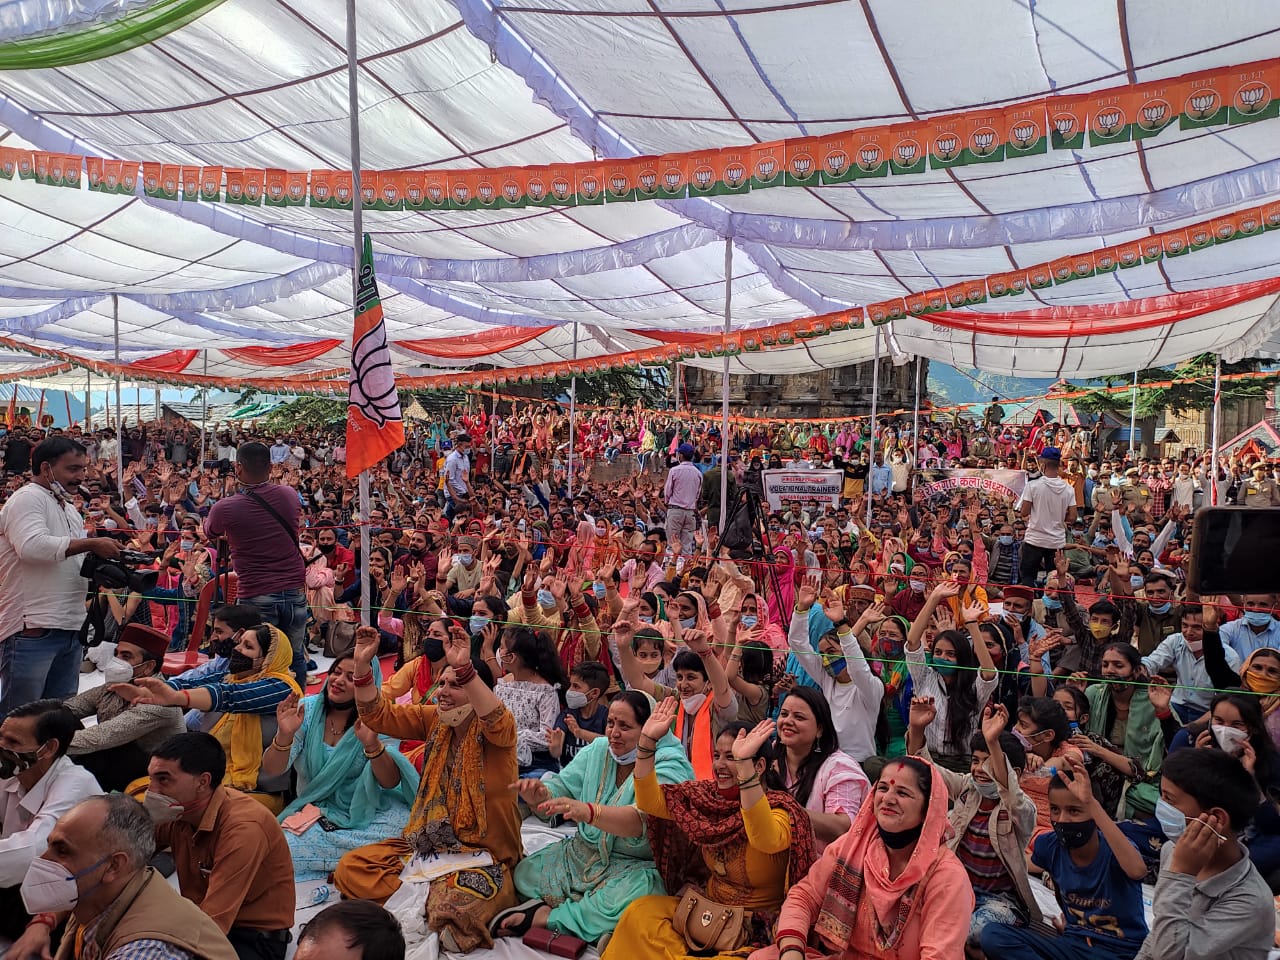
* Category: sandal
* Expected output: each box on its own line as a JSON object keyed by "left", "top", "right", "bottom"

{"left": 489, "top": 899, "right": 545, "bottom": 937}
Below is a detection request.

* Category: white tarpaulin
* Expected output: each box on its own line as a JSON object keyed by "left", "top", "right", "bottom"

{"left": 0, "top": 0, "right": 1279, "bottom": 385}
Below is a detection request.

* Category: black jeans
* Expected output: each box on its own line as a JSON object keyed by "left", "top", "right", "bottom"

{"left": 73, "top": 742, "right": 151, "bottom": 792}
{"left": 1018, "top": 542, "right": 1057, "bottom": 587}
{"left": 226, "top": 927, "right": 289, "bottom": 960}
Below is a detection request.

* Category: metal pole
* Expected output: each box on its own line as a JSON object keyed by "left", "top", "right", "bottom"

{"left": 154, "top": 386, "right": 161, "bottom": 423}
{"left": 718, "top": 238, "right": 732, "bottom": 533}
{"left": 84, "top": 369, "right": 91, "bottom": 430}
{"left": 568, "top": 321, "right": 578, "bottom": 497}
{"left": 112, "top": 295, "right": 124, "bottom": 500}
{"left": 1210, "top": 355, "right": 1222, "bottom": 505}
{"left": 346, "top": 0, "right": 371, "bottom": 627}
{"left": 1128, "top": 369, "right": 1138, "bottom": 459}
{"left": 199, "top": 351, "right": 209, "bottom": 465}
{"left": 865, "top": 326, "right": 882, "bottom": 529}
{"left": 911, "top": 355, "right": 921, "bottom": 479}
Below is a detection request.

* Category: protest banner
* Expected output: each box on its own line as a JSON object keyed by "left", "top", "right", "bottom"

{"left": 762, "top": 469, "right": 844, "bottom": 511}
{"left": 916, "top": 468, "right": 1027, "bottom": 507}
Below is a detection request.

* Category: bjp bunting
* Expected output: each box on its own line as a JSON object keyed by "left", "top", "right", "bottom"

{"left": 346, "top": 234, "right": 405, "bottom": 478}
{"left": 3, "top": 58, "right": 1277, "bottom": 210}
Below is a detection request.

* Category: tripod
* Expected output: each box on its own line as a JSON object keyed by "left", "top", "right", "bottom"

{"left": 722, "top": 487, "right": 792, "bottom": 623}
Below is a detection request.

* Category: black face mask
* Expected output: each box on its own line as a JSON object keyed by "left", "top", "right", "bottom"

{"left": 212, "top": 638, "right": 237, "bottom": 659}
{"left": 317, "top": 541, "right": 336, "bottom": 554}
{"left": 408, "top": 546, "right": 426, "bottom": 558}
{"left": 228, "top": 651, "right": 256, "bottom": 674}
{"left": 877, "top": 823, "right": 924, "bottom": 849}
{"left": 0, "top": 745, "right": 43, "bottom": 779}
{"left": 1052, "top": 818, "right": 1098, "bottom": 849}
{"left": 422, "top": 638, "right": 446, "bottom": 662}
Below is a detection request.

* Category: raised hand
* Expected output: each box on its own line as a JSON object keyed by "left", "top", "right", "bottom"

{"left": 960, "top": 600, "right": 986, "bottom": 624}
{"left": 981, "top": 702, "right": 1009, "bottom": 742}
{"left": 682, "top": 628, "right": 711, "bottom": 657}
{"left": 796, "top": 575, "right": 820, "bottom": 611}
{"left": 931, "top": 579, "right": 962, "bottom": 601}
{"left": 908, "top": 695, "right": 937, "bottom": 730}
{"left": 824, "top": 596, "right": 846, "bottom": 625}
{"left": 276, "top": 693, "right": 304, "bottom": 739}
{"left": 1168, "top": 812, "right": 1228, "bottom": 876}
{"left": 642, "top": 696, "right": 679, "bottom": 742}
{"left": 1059, "top": 754, "right": 1097, "bottom": 809}
{"left": 353, "top": 625, "right": 380, "bottom": 670}
{"left": 1145, "top": 676, "right": 1173, "bottom": 713}
{"left": 731, "top": 718, "right": 777, "bottom": 760}
{"left": 1028, "top": 632, "right": 1063, "bottom": 660}
{"left": 354, "top": 719, "right": 379, "bottom": 751}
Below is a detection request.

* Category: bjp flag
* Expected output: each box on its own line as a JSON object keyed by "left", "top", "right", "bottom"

{"left": 345, "top": 234, "right": 404, "bottom": 478}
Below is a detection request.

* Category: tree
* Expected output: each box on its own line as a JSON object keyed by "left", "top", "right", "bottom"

{"left": 1064, "top": 354, "right": 1272, "bottom": 454}
{"left": 258, "top": 396, "right": 347, "bottom": 432}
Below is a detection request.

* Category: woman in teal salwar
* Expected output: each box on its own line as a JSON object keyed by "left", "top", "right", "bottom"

{"left": 495, "top": 691, "right": 694, "bottom": 945}
{"left": 261, "top": 655, "right": 420, "bottom": 881}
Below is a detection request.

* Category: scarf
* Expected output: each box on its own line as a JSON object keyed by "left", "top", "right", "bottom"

{"left": 402, "top": 706, "right": 489, "bottom": 854}
{"left": 813, "top": 759, "right": 952, "bottom": 951}
{"left": 647, "top": 779, "right": 816, "bottom": 933}
{"left": 1242, "top": 649, "right": 1280, "bottom": 717}
{"left": 210, "top": 625, "right": 300, "bottom": 792}
{"left": 280, "top": 664, "right": 419, "bottom": 829}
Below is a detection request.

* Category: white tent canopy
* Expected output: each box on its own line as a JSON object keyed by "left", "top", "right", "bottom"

{"left": 1, "top": 0, "right": 1279, "bottom": 385}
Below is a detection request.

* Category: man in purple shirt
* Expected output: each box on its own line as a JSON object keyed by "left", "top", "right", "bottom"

{"left": 203, "top": 442, "right": 307, "bottom": 687}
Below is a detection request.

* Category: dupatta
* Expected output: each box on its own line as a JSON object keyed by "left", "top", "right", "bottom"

{"left": 210, "top": 625, "right": 300, "bottom": 791}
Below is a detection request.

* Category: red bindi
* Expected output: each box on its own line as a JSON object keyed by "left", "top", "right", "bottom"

{"left": 887, "top": 778, "right": 897, "bottom": 786}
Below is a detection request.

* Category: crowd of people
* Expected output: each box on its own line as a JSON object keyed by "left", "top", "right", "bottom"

{"left": 0, "top": 393, "right": 1278, "bottom": 960}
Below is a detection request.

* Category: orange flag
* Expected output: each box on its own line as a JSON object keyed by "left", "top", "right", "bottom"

{"left": 345, "top": 234, "right": 404, "bottom": 477}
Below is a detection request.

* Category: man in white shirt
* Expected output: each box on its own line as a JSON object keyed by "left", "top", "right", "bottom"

{"left": 662, "top": 443, "right": 703, "bottom": 563}
{"left": 0, "top": 438, "right": 122, "bottom": 719}
{"left": 268, "top": 437, "right": 290, "bottom": 465}
{"left": 1016, "top": 446, "right": 1076, "bottom": 587}
{"left": 0, "top": 698, "right": 102, "bottom": 939}
{"left": 1142, "top": 606, "right": 1241, "bottom": 724}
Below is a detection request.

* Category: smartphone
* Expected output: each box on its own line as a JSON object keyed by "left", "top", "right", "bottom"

{"left": 1188, "top": 507, "right": 1280, "bottom": 595}
{"left": 202, "top": 459, "right": 218, "bottom": 470}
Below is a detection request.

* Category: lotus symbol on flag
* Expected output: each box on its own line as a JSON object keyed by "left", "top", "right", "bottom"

{"left": 383, "top": 182, "right": 400, "bottom": 204}
{"left": 662, "top": 170, "right": 681, "bottom": 190}
{"left": 1189, "top": 92, "right": 1218, "bottom": 118}
{"left": 971, "top": 131, "right": 996, "bottom": 155}
{"left": 361, "top": 185, "right": 376, "bottom": 203}
{"left": 581, "top": 176, "right": 599, "bottom": 197}
{"left": 824, "top": 151, "right": 848, "bottom": 175}
{"left": 1216, "top": 223, "right": 1234, "bottom": 239}
{"left": 407, "top": 186, "right": 423, "bottom": 203}
{"left": 989, "top": 278, "right": 1007, "bottom": 295}
{"left": 478, "top": 184, "right": 495, "bottom": 203}
{"left": 948, "top": 289, "right": 965, "bottom": 306}
{"left": 427, "top": 185, "right": 444, "bottom": 202}
{"left": 639, "top": 172, "right": 657, "bottom": 192}
{"left": 453, "top": 183, "right": 471, "bottom": 204}
{"left": 528, "top": 179, "right": 545, "bottom": 200}
{"left": 338, "top": 184, "right": 353, "bottom": 202}
{"left": 1095, "top": 109, "right": 1122, "bottom": 135}
{"left": 313, "top": 183, "right": 329, "bottom": 201}
{"left": 791, "top": 155, "right": 813, "bottom": 177}
{"left": 123, "top": 172, "right": 136, "bottom": 189}
{"left": 1120, "top": 249, "right": 1138, "bottom": 265}
{"left": 1054, "top": 264, "right": 1071, "bottom": 280}
{"left": 503, "top": 182, "right": 520, "bottom": 201}
{"left": 552, "top": 178, "right": 571, "bottom": 199}
{"left": 1074, "top": 257, "right": 1092, "bottom": 272}
{"left": 869, "top": 304, "right": 887, "bottom": 322}
{"left": 1242, "top": 215, "right": 1259, "bottom": 232}
{"left": 927, "top": 292, "right": 946, "bottom": 310}
{"left": 49, "top": 159, "right": 64, "bottom": 180}
{"left": 246, "top": 181, "right": 261, "bottom": 200}
{"left": 610, "top": 173, "right": 629, "bottom": 193}
{"left": 1141, "top": 103, "right": 1167, "bottom": 127}
{"left": 896, "top": 142, "right": 917, "bottom": 164}
{"left": 1166, "top": 237, "right": 1184, "bottom": 254}
{"left": 1192, "top": 229, "right": 1209, "bottom": 244}
{"left": 1267, "top": 210, "right": 1280, "bottom": 228}
{"left": 1238, "top": 85, "right": 1268, "bottom": 113}
{"left": 725, "top": 163, "right": 745, "bottom": 185}
{"left": 1053, "top": 116, "right": 1076, "bottom": 137}
{"left": 1031, "top": 269, "right": 1049, "bottom": 285}
{"left": 859, "top": 147, "right": 880, "bottom": 168}
{"left": 203, "top": 176, "right": 217, "bottom": 193}
{"left": 269, "top": 183, "right": 283, "bottom": 199}
{"left": 65, "top": 166, "right": 79, "bottom": 186}
{"left": 1010, "top": 277, "right": 1026, "bottom": 292}
{"left": 934, "top": 135, "right": 959, "bottom": 160}
{"left": 1097, "top": 253, "right": 1114, "bottom": 269}
{"left": 757, "top": 158, "right": 777, "bottom": 180}
{"left": 229, "top": 183, "right": 243, "bottom": 199}
{"left": 144, "top": 174, "right": 158, "bottom": 191}
{"left": 1011, "top": 122, "right": 1038, "bottom": 147}
{"left": 694, "top": 167, "right": 713, "bottom": 188}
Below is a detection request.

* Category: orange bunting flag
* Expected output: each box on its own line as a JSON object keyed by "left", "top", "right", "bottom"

{"left": 346, "top": 234, "right": 404, "bottom": 478}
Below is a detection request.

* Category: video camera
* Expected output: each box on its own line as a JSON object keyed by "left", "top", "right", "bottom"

{"left": 80, "top": 549, "right": 159, "bottom": 595}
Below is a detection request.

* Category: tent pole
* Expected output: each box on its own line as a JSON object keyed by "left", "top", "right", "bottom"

{"left": 1210, "top": 355, "right": 1222, "bottom": 505}
{"left": 568, "top": 321, "right": 578, "bottom": 498}
{"left": 719, "top": 238, "right": 732, "bottom": 533}
{"left": 1128, "top": 369, "right": 1138, "bottom": 460}
{"left": 346, "top": 0, "right": 371, "bottom": 628}
{"left": 154, "top": 386, "right": 161, "bottom": 423}
{"left": 113, "top": 295, "right": 124, "bottom": 500}
{"left": 866, "top": 326, "right": 882, "bottom": 529}
{"left": 200, "top": 351, "right": 209, "bottom": 466}
{"left": 84, "top": 369, "right": 90, "bottom": 431}
{"left": 911, "top": 355, "right": 921, "bottom": 482}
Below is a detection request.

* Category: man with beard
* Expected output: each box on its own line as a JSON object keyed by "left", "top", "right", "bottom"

{"left": 318, "top": 524, "right": 356, "bottom": 590}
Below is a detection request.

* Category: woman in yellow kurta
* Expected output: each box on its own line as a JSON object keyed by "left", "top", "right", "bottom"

{"left": 541, "top": 698, "right": 816, "bottom": 958}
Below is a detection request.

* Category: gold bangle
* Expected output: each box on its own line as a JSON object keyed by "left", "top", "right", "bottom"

{"left": 269, "top": 737, "right": 292, "bottom": 753}
{"left": 363, "top": 745, "right": 386, "bottom": 759}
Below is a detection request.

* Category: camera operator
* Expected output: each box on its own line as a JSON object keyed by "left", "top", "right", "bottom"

{"left": 0, "top": 437, "right": 123, "bottom": 720}
{"left": 204, "top": 441, "right": 308, "bottom": 688}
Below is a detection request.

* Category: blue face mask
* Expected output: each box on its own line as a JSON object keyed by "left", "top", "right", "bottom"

{"left": 1155, "top": 798, "right": 1186, "bottom": 841}
{"left": 639, "top": 614, "right": 654, "bottom": 624}
{"left": 457, "top": 553, "right": 473, "bottom": 567}
{"left": 927, "top": 654, "right": 957, "bottom": 678}
{"left": 997, "top": 535, "right": 1013, "bottom": 546}
{"left": 740, "top": 615, "right": 758, "bottom": 629}
{"left": 536, "top": 589, "right": 556, "bottom": 608}
{"left": 1042, "top": 596, "right": 1063, "bottom": 611}
{"left": 1148, "top": 601, "right": 1171, "bottom": 615}
{"left": 469, "top": 615, "right": 490, "bottom": 635}
{"left": 1244, "top": 610, "right": 1274, "bottom": 628}
{"left": 680, "top": 615, "right": 697, "bottom": 631}
{"left": 1129, "top": 575, "right": 1145, "bottom": 590}
{"left": 826, "top": 656, "right": 848, "bottom": 677}
{"left": 593, "top": 583, "right": 607, "bottom": 599}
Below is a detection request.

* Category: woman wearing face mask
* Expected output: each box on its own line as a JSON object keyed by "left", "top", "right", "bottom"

{"left": 543, "top": 706, "right": 815, "bottom": 960}
{"left": 114, "top": 623, "right": 300, "bottom": 812}
{"left": 495, "top": 626, "right": 569, "bottom": 778}
{"left": 1165, "top": 691, "right": 1280, "bottom": 882}
{"left": 766, "top": 686, "right": 870, "bottom": 850}
{"left": 501, "top": 692, "right": 696, "bottom": 945}
{"left": 757, "top": 756, "right": 971, "bottom": 960}
{"left": 903, "top": 583, "right": 999, "bottom": 772}
{"left": 736, "top": 592, "right": 786, "bottom": 656}
{"left": 260, "top": 656, "right": 418, "bottom": 880}
{"left": 1199, "top": 605, "right": 1280, "bottom": 747}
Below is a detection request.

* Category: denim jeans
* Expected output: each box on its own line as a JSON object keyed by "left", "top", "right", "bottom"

{"left": 242, "top": 589, "right": 309, "bottom": 689}
{"left": 0, "top": 627, "right": 83, "bottom": 720}
{"left": 981, "top": 923, "right": 1140, "bottom": 960}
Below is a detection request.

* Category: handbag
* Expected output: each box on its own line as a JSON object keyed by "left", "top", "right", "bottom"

{"left": 672, "top": 886, "right": 749, "bottom": 954}
{"left": 322, "top": 619, "right": 357, "bottom": 658}
{"left": 522, "top": 928, "right": 588, "bottom": 959}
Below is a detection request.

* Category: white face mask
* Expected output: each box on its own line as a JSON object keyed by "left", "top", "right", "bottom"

{"left": 437, "top": 703, "right": 475, "bottom": 728}
{"left": 21, "top": 855, "right": 107, "bottom": 914}
{"left": 1212, "top": 724, "right": 1249, "bottom": 755}
{"left": 680, "top": 693, "right": 707, "bottom": 715}
{"left": 102, "top": 657, "right": 135, "bottom": 685}
{"left": 974, "top": 778, "right": 1001, "bottom": 799}
{"left": 143, "top": 791, "right": 186, "bottom": 824}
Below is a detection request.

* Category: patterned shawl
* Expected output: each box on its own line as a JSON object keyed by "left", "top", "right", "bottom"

{"left": 402, "top": 707, "right": 489, "bottom": 855}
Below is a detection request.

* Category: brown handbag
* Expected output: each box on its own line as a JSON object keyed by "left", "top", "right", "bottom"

{"left": 672, "top": 886, "right": 749, "bottom": 954}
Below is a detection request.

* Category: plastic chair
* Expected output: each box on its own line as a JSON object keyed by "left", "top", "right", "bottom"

{"left": 163, "top": 572, "right": 237, "bottom": 676}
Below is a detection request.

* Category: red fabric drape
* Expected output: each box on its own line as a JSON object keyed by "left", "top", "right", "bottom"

{"left": 222, "top": 339, "right": 342, "bottom": 366}
{"left": 397, "top": 326, "right": 554, "bottom": 359}
{"left": 127, "top": 349, "right": 198, "bottom": 373}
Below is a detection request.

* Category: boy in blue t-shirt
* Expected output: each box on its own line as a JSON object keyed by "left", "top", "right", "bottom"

{"left": 549, "top": 661, "right": 609, "bottom": 768}
{"left": 982, "top": 754, "right": 1148, "bottom": 960}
